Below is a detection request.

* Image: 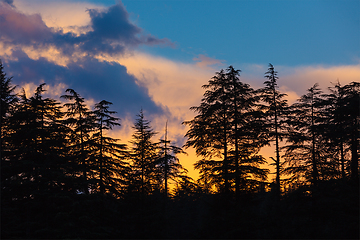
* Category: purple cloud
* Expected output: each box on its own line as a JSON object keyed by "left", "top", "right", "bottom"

{"left": 0, "top": 1, "right": 172, "bottom": 119}
{"left": 0, "top": 2, "right": 173, "bottom": 56}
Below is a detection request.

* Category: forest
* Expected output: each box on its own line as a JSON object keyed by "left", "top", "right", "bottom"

{"left": 1, "top": 61, "right": 359, "bottom": 239}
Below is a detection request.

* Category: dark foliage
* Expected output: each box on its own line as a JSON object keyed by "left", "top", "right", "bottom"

{"left": 1, "top": 179, "right": 358, "bottom": 239}
{"left": 1, "top": 61, "right": 358, "bottom": 239}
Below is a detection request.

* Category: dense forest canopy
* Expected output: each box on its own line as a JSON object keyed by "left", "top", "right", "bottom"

{"left": 1, "top": 61, "right": 359, "bottom": 239}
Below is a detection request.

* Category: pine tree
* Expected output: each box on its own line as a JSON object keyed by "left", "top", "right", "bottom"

{"left": 184, "top": 66, "right": 268, "bottom": 195}
{"left": 129, "top": 109, "right": 159, "bottom": 195}
{"left": 284, "top": 83, "right": 325, "bottom": 187}
{"left": 0, "top": 61, "right": 17, "bottom": 123}
{"left": 61, "top": 89, "right": 95, "bottom": 193}
{"left": 184, "top": 69, "right": 231, "bottom": 193}
{"left": 4, "top": 84, "right": 70, "bottom": 200}
{"left": 0, "top": 61, "right": 18, "bottom": 201}
{"left": 91, "top": 100, "right": 128, "bottom": 196}
{"left": 341, "top": 82, "right": 359, "bottom": 184}
{"left": 156, "top": 121, "right": 186, "bottom": 197}
{"left": 321, "top": 81, "right": 350, "bottom": 180}
{"left": 259, "top": 63, "right": 288, "bottom": 198}
{"left": 227, "top": 66, "right": 268, "bottom": 197}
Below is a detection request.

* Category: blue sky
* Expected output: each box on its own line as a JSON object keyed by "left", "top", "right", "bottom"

{"left": 0, "top": 0, "right": 359, "bottom": 178}
{"left": 121, "top": 0, "right": 360, "bottom": 66}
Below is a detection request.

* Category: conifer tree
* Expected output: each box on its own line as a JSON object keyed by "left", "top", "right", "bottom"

{"left": 4, "top": 84, "right": 70, "bottom": 199}
{"left": 341, "top": 82, "right": 359, "bottom": 183}
{"left": 259, "top": 63, "right": 288, "bottom": 197}
{"left": 322, "top": 82, "right": 350, "bottom": 179}
{"left": 92, "top": 100, "right": 128, "bottom": 196}
{"left": 226, "top": 66, "right": 268, "bottom": 198}
{"left": 129, "top": 110, "right": 159, "bottom": 194}
{"left": 156, "top": 121, "right": 186, "bottom": 197}
{"left": 185, "top": 66, "right": 268, "bottom": 194}
{"left": 0, "top": 61, "right": 17, "bottom": 123}
{"left": 184, "top": 69, "right": 231, "bottom": 193}
{"left": 0, "top": 62, "right": 18, "bottom": 201}
{"left": 61, "top": 89, "right": 95, "bottom": 193}
{"left": 284, "top": 83, "right": 325, "bottom": 187}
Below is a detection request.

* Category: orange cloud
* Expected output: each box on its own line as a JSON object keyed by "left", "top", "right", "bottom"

{"left": 280, "top": 64, "right": 360, "bottom": 95}
{"left": 13, "top": 0, "right": 102, "bottom": 35}
{"left": 193, "top": 54, "right": 225, "bottom": 70}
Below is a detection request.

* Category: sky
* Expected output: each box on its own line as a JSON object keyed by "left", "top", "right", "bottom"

{"left": 1, "top": 0, "right": 359, "bottom": 180}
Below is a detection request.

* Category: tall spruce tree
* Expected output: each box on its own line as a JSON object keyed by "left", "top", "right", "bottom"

{"left": 184, "top": 69, "right": 231, "bottom": 193}
{"left": 185, "top": 66, "right": 268, "bottom": 194}
{"left": 226, "top": 66, "right": 268, "bottom": 197}
{"left": 156, "top": 121, "right": 186, "bottom": 197}
{"left": 284, "top": 83, "right": 325, "bottom": 187}
{"left": 322, "top": 82, "right": 350, "bottom": 180}
{"left": 259, "top": 63, "right": 288, "bottom": 197}
{"left": 0, "top": 62, "right": 18, "bottom": 201}
{"left": 61, "top": 89, "right": 95, "bottom": 194}
{"left": 91, "top": 100, "right": 128, "bottom": 196}
{"left": 0, "top": 61, "right": 17, "bottom": 123}
{"left": 4, "top": 84, "right": 70, "bottom": 200}
{"left": 129, "top": 109, "right": 159, "bottom": 194}
{"left": 341, "top": 82, "right": 359, "bottom": 184}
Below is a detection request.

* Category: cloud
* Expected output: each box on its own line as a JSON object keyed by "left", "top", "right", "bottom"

{"left": 3, "top": 53, "right": 163, "bottom": 117}
{"left": 1, "top": 0, "right": 14, "bottom": 7}
{"left": 0, "top": 3, "right": 52, "bottom": 45}
{"left": 280, "top": 65, "right": 360, "bottom": 95}
{"left": 0, "top": 1, "right": 172, "bottom": 58}
{"left": 0, "top": 1, "right": 176, "bottom": 118}
{"left": 193, "top": 54, "right": 225, "bottom": 70}
{"left": 13, "top": 0, "right": 99, "bottom": 34}
{"left": 239, "top": 63, "right": 360, "bottom": 104}
{"left": 87, "top": 3, "right": 141, "bottom": 45}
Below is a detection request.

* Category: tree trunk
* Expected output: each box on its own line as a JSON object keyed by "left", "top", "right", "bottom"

{"left": 164, "top": 121, "right": 168, "bottom": 197}
{"left": 274, "top": 88, "right": 281, "bottom": 199}
{"left": 350, "top": 129, "right": 359, "bottom": 184}
{"left": 99, "top": 119, "right": 104, "bottom": 195}
{"left": 311, "top": 101, "right": 318, "bottom": 186}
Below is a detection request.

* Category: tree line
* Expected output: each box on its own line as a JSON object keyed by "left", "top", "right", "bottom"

{"left": 1, "top": 61, "right": 359, "bottom": 239}
{"left": 184, "top": 64, "right": 359, "bottom": 199}
{"left": 1, "top": 62, "right": 189, "bottom": 201}
{"left": 1, "top": 61, "right": 359, "bottom": 201}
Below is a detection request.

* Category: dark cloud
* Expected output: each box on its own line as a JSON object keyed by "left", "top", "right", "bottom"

{"left": 0, "top": 1, "right": 170, "bottom": 119}
{"left": 0, "top": 3, "right": 52, "bottom": 45}
{"left": 0, "top": 2, "right": 173, "bottom": 56}
{"left": 88, "top": 4, "right": 141, "bottom": 44}
{"left": 0, "top": 0, "right": 14, "bottom": 7}
{"left": 4, "top": 52, "right": 164, "bottom": 118}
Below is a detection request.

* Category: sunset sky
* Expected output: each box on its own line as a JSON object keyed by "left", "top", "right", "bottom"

{"left": 1, "top": 0, "right": 359, "bottom": 180}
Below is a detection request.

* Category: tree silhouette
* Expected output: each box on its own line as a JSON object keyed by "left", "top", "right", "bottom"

{"left": 185, "top": 66, "right": 268, "bottom": 195}
{"left": 3, "top": 84, "right": 70, "bottom": 200}
{"left": 0, "top": 62, "right": 18, "bottom": 201}
{"left": 0, "top": 61, "right": 17, "bottom": 122}
{"left": 129, "top": 109, "right": 159, "bottom": 194}
{"left": 184, "top": 69, "right": 231, "bottom": 193}
{"left": 156, "top": 121, "right": 187, "bottom": 197}
{"left": 226, "top": 66, "right": 268, "bottom": 198}
{"left": 321, "top": 81, "right": 350, "bottom": 180}
{"left": 341, "top": 82, "right": 359, "bottom": 184}
{"left": 259, "top": 63, "right": 288, "bottom": 198}
{"left": 61, "top": 89, "right": 95, "bottom": 194}
{"left": 1, "top": 62, "right": 359, "bottom": 239}
{"left": 92, "top": 100, "right": 128, "bottom": 196}
{"left": 284, "top": 83, "right": 325, "bottom": 187}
